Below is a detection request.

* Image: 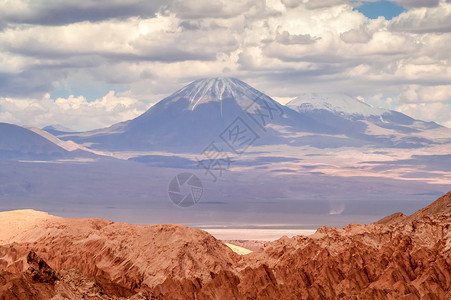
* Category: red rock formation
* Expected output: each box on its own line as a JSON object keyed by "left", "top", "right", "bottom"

{"left": 405, "top": 191, "right": 451, "bottom": 222}
{"left": 375, "top": 212, "right": 407, "bottom": 225}
{"left": 0, "top": 191, "right": 450, "bottom": 299}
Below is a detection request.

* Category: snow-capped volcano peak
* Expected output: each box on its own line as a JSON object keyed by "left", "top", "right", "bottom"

{"left": 287, "top": 93, "right": 388, "bottom": 118}
{"left": 171, "top": 77, "right": 261, "bottom": 112}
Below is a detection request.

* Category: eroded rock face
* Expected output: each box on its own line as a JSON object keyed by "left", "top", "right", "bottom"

{"left": 1, "top": 191, "right": 450, "bottom": 299}
{"left": 27, "top": 251, "right": 59, "bottom": 284}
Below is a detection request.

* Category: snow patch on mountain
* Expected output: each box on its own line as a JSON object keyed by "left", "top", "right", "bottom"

{"left": 171, "top": 77, "right": 262, "bottom": 114}
{"left": 287, "top": 93, "right": 388, "bottom": 118}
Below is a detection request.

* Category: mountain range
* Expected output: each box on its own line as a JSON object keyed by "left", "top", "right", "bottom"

{"left": 0, "top": 77, "right": 449, "bottom": 159}
{"left": 44, "top": 77, "right": 451, "bottom": 153}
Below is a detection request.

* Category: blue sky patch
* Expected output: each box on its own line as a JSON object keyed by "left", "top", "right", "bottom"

{"left": 354, "top": 1, "right": 406, "bottom": 20}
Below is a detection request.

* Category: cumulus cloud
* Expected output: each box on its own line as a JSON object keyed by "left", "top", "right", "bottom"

{"left": 391, "top": 0, "right": 443, "bottom": 8}
{"left": 284, "top": 0, "right": 447, "bottom": 10}
{"left": 0, "top": 92, "right": 149, "bottom": 131}
{"left": 275, "top": 31, "right": 321, "bottom": 44}
{"left": 0, "top": 15, "right": 238, "bottom": 62}
{"left": 0, "top": 14, "right": 239, "bottom": 97}
{"left": 304, "top": 0, "right": 349, "bottom": 10}
{"left": 340, "top": 27, "right": 373, "bottom": 43}
{"left": 280, "top": 0, "right": 303, "bottom": 9}
{"left": 389, "top": 2, "right": 451, "bottom": 32}
{"left": 0, "top": 0, "right": 168, "bottom": 26}
{"left": 399, "top": 85, "right": 451, "bottom": 103}
{"left": 397, "top": 102, "right": 451, "bottom": 128}
{"left": 172, "top": 0, "right": 256, "bottom": 19}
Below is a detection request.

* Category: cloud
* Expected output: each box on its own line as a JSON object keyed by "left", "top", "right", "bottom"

{"left": 0, "top": 69, "right": 64, "bottom": 98}
{"left": 396, "top": 102, "right": 451, "bottom": 128}
{"left": 0, "top": 0, "right": 168, "bottom": 27}
{"left": 0, "top": 92, "right": 149, "bottom": 131}
{"left": 399, "top": 85, "right": 451, "bottom": 103}
{"left": 0, "top": 15, "right": 238, "bottom": 62}
{"left": 275, "top": 31, "right": 321, "bottom": 44}
{"left": 0, "top": 15, "right": 239, "bottom": 97}
{"left": 280, "top": 0, "right": 303, "bottom": 9}
{"left": 389, "top": 2, "right": 451, "bottom": 32}
{"left": 171, "top": 0, "right": 256, "bottom": 19}
{"left": 391, "top": 0, "right": 442, "bottom": 8}
{"left": 282, "top": 0, "right": 447, "bottom": 10}
{"left": 304, "top": 0, "right": 349, "bottom": 10}
{"left": 340, "top": 27, "right": 373, "bottom": 43}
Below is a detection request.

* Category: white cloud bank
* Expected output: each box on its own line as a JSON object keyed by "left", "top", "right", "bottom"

{"left": 0, "top": 92, "right": 148, "bottom": 131}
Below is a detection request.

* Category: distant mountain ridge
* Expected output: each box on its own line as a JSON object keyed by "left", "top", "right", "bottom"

{"left": 287, "top": 93, "right": 388, "bottom": 118}
{"left": 42, "top": 124, "right": 76, "bottom": 136}
{"left": 0, "top": 122, "right": 102, "bottom": 161}
{"left": 0, "top": 122, "right": 68, "bottom": 160}
{"left": 2, "top": 78, "right": 450, "bottom": 158}
{"left": 288, "top": 91, "right": 445, "bottom": 134}
{"left": 54, "top": 77, "right": 450, "bottom": 152}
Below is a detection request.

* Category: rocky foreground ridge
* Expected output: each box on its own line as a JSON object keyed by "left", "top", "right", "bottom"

{"left": 0, "top": 191, "right": 450, "bottom": 299}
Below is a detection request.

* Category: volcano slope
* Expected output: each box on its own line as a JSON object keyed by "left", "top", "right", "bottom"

{"left": 0, "top": 192, "right": 450, "bottom": 299}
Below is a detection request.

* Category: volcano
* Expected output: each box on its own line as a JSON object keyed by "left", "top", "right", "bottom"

{"left": 60, "top": 78, "right": 336, "bottom": 152}
{"left": 57, "top": 78, "right": 451, "bottom": 153}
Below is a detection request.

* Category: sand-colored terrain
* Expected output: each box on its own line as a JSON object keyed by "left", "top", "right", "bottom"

{"left": 224, "top": 243, "right": 253, "bottom": 255}
{"left": 0, "top": 191, "right": 450, "bottom": 299}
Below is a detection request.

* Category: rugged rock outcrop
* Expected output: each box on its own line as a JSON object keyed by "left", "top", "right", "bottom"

{"left": 0, "top": 192, "right": 450, "bottom": 299}
{"left": 27, "top": 251, "right": 59, "bottom": 284}
{"left": 0, "top": 213, "right": 239, "bottom": 291}
{"left": 405, "top": 191, "right": 451, "bottom": 222}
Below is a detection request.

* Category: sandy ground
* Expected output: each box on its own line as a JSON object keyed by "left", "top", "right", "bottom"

{"left": 224, "top": 243, "right": 253, "bottom": 255}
